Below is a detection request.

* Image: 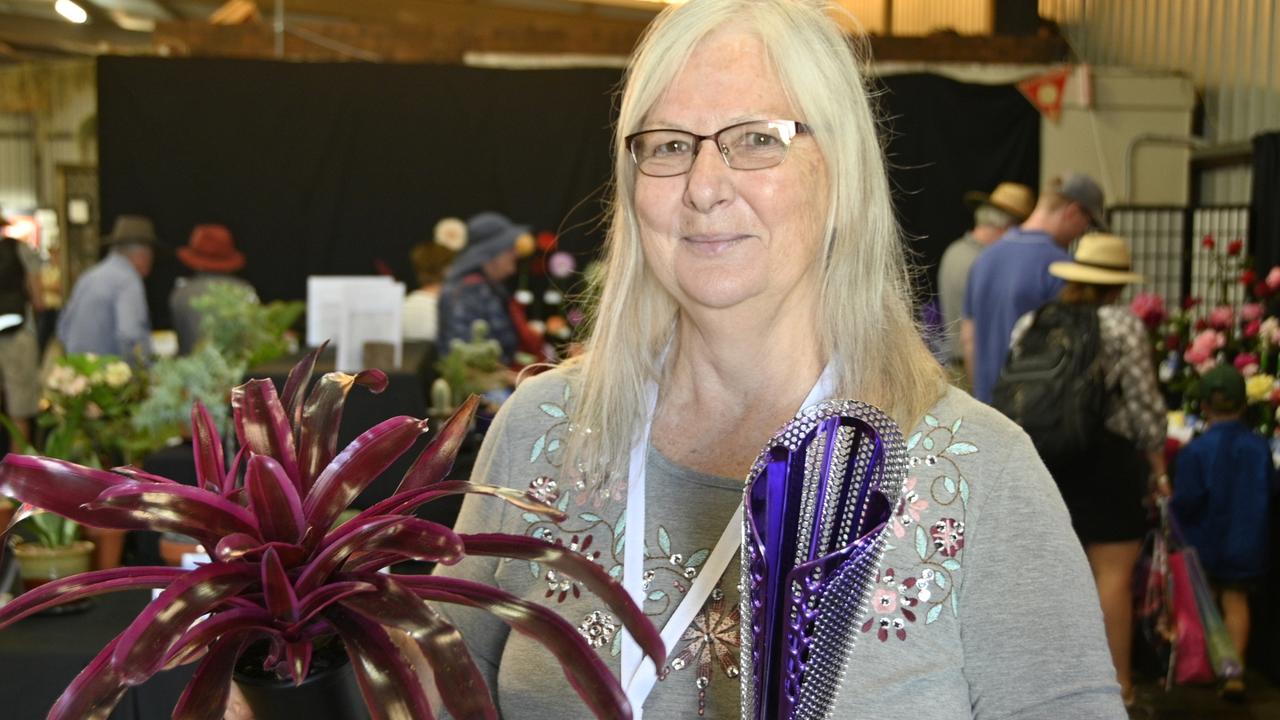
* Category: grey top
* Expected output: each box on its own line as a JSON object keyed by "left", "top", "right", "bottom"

{"left": 937, "top": 232, "right": 983, "bottom": 362}
{"left": 434, "top": 367, "right": 1126, "bottom": 719}
{"left": 169, "top": 274, "right": 256, "bottom": 356}
{"left": 57, "top": 252, "right": 151, "bottom": 361}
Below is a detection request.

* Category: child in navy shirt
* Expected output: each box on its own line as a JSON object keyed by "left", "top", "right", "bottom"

{"left": 1173, "top": 364, "right": 1275, "bottom": 696}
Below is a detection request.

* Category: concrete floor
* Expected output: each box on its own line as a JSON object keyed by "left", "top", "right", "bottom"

{"left": 1128, "top": 671, "right": 1280, "bottom": 719}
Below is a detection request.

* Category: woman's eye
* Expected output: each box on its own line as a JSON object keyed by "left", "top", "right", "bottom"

{"left": 743, "top": 132, "right": 779, "bottom": 147}
{"left": 652, "top": 140, "right": 691, "bottom": 157}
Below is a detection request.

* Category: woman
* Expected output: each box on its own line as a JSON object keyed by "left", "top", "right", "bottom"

{"left": 436, "top": 1, "right": 1124, "bottom": 717}
{"left": 402, "top": 220, "right": 460, "bottom": 343}
{"left": 1009, "top": 232, "right": 1168, "bottom": 707}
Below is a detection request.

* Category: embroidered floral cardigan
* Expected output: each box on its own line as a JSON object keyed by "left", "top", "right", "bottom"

{"left": 433, "top": 368, "right": 1126, "bottom": 719}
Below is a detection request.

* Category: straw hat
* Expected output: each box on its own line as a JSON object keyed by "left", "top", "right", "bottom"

{"left": 1048, "top": 233, "right": 1144, "bottom": 285}
{"left": 964, "top": 181, "right": 1035, "bottom": 221}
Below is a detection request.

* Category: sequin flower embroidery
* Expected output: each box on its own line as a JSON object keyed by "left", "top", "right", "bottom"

{"left": 668, "top": 587, "right": 740, "bottom": 716}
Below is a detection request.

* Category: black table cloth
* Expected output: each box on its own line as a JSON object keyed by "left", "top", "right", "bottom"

{"left": 0, "top": 590, "right": 194, "bottom": 720}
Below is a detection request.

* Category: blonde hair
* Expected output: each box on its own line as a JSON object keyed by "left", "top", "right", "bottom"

{"left": 565, "top": 0, "right": 945, "bottom": 477}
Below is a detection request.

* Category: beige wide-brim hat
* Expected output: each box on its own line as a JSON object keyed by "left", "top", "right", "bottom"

{"left": 963, "top": 181, "right": 1035, "bottom": 221}
{"left": 1049, "top": 232, "right": 1145, "bottom": 285}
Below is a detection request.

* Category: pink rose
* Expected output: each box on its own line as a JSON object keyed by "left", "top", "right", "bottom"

{"left": 1208, "top": 305, "right": 1234, "bottom": 330}
{"left": 1268, "top": 266, "right": 1280, "bottom": 290}
{"left": 1234, "top": 352, "right": 1260, "bottom": 377}
{"left": 1129, "top": 292, "right": 1167, "bottom": 330}
{"left": 1245, "top": 318, "right": 1262, "bottom": 339}
{"left": 1241, "top": 303, "right": 1265, "bottom": 322}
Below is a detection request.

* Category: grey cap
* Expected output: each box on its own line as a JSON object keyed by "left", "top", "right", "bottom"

{"left": 1059, "top": 172, "right": 1107, "bottom": 231}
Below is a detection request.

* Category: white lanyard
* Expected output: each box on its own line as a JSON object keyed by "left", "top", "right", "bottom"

{"left": 620, "top": 363, "right": 838, "bottom": 717}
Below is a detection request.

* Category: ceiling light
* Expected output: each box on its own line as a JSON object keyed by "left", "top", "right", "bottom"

{"left": 55, "top": 0, "right": 89, "bottom": 24}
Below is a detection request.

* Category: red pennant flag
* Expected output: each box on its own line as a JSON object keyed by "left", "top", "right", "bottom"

{"left": 1017, "top": 66, "right": 1072, "bottom": 123}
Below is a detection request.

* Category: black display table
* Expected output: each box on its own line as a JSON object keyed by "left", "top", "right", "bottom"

{"left": 0, "top": 590, "right": 194, "bottom": 720}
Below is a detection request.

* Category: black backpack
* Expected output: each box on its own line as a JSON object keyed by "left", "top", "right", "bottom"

{"left": 992, "top": 301, "right": 1108, "bottom": 466}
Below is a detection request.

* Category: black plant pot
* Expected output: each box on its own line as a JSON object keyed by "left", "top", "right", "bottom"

{"left": 234, "top": 640, "right": 370, "bottom": 720}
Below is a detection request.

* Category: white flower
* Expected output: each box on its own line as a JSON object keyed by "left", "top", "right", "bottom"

{"left": 434, "top": 217, "right": 467, "bottom": 252}
{"left": 103, "top": 361, "right": 132, "bottom": 388}
{"left": 65, "top": 375, "right": 89, "bottom": 397}
{"left": 84, "top": 402, "right": 103, "bottom": 420}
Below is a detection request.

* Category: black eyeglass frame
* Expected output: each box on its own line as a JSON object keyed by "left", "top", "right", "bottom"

{"left": 624, "top": 119, "right": 812, "bottom": 178}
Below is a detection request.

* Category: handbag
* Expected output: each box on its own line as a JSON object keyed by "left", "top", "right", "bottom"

{"left": 1163, "top": 500, "right": 1245, "bottom": 685}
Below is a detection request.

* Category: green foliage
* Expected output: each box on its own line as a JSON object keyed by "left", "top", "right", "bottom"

{"left": 131, "top": 345, "right": 242, "bottom": 446}
{"left": 191, "top": 282, "right": 304, "bottom": 368}
{"left": 25, "top": 511, "right": 80, "bottom": 549}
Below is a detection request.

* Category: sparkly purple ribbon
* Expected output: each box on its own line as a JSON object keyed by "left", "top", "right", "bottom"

{"left": 741, "top": 401, "right": 905, "bottom": 720}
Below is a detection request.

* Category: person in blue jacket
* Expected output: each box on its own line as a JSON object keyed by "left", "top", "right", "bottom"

{"left": 1173, "top": 363, "right": 1276, "bottom": 697}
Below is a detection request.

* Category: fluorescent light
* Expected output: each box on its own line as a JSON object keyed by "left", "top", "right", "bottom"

{"left": 55, "top": 0, "right": 89, "bottom": 24}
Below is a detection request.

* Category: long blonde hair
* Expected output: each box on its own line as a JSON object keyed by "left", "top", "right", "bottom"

{"left": 564, "top": 0, "right": 945, "bottom": 479}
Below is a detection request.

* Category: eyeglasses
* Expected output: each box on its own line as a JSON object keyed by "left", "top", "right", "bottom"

{"left": 625, "top": 119, "right": 811, "bottom": 178}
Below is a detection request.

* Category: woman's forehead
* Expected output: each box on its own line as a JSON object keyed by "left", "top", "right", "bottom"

{"left": 641, "top": 30, "right": 796, "bottom": 130}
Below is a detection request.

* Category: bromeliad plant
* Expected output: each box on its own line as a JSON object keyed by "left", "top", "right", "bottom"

{"left": 0, "top": 349, "right": 663, "bottom": 720}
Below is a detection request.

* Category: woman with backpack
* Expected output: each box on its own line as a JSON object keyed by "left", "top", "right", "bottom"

{"left": 1003, "top": 232, "right": 1167, "bottom": 706}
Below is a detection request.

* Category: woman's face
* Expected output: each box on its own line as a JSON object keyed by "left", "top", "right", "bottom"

{"left": 634, "top": 29, "right": 829, "bottom": 316}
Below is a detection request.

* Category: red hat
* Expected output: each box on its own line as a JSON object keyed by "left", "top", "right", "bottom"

{"left": 177, "top": 224, "right": 245, "bottom": 272}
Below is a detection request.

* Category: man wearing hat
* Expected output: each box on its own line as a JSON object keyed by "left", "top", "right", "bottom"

{"left": 170, "top": 224, "right": 254, "bottom": 355}
{"left": 937, "top": 182, "right": 1033, "bottom": 383}
{"left": 57, "top": 214, "right": 159, "bottom": 362}
{"left": 436, "top": 211, "right": 538, "bottom": 364}
{"left": 962, "top": 171, "right": 1107, "bottom": 403}
{"left": 0, "top": 207, "right": 41, "bottom": 449}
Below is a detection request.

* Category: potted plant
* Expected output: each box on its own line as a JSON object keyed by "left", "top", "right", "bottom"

{"left": 9, "top": 511, "right": 94, "bottom": 591}
{"left": 37, "top": 353, "right": 148, "bottom": 468}
{"left": 0, "top": 349, "right": 663, "bottom": 719}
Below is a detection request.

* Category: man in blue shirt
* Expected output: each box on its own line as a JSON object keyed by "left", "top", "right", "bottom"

{"left": 57, "top": 215, "right": 159, "bottom": 363}
{"left": 962, "top": 173, "right": 1105, "bottom": 402}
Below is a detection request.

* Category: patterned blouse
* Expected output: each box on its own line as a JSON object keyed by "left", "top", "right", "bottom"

{"left": 1010, "top": 303, "right": 1166, "bottom": 452}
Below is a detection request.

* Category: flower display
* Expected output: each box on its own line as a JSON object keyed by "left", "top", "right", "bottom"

{"left": 1136, "top": 262, "right": 1280, "bottom": 434}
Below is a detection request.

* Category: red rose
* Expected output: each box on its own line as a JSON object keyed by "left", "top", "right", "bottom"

{"left": 1202, "top": 234, "right": 1216, "bottom": 250}
{"left": 1194, "top": 319, "right": 1209, "bottom": 332}
{"left": 536, "top": 231, "right": 557, "bottom": 253}
{"left": 1183, "top": 296, "right": 1202, "bottom": 310}
{"left": 1244, "top": 319, "right": 1262, "bottom": 338}
{"left": 1228, "top": 238, "right": 1245, "bottom": 256}
{"left": 1241, "top": 268, "right": 1258, "bottom": 286}
{"left": 1255, "top": 282, "right": 1272, "bottom": 299}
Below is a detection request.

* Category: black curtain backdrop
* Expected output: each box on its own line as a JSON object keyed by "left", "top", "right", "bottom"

{"left": 1250, "top": 132, "right": 1280, "bottom": 277}
{"left": 876, "top": 73, "right": 1041, "bottom": 297}
{"left": 98, "top": 58, "right": 1038, "bottom": 326}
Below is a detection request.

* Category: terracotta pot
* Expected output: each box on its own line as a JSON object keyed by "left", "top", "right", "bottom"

{"left": 159, "top": 535, "right": 203, "bottom": 567}
{"left": 13, "top": 540, "right": 94, "bottom": 590}
{"left": 83, "top": 526, "right": 127, "bottom": 570}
